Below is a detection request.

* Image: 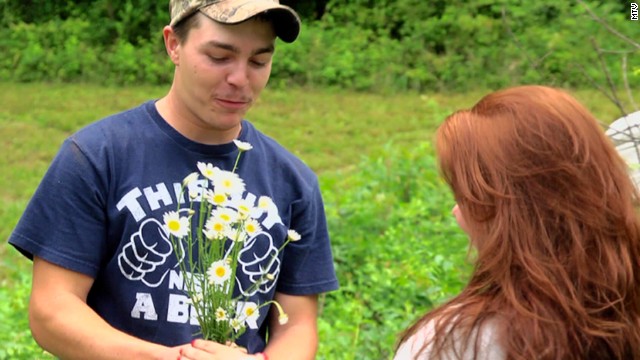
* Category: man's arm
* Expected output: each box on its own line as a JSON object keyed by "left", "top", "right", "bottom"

{"left": 30, "top": 257, "right": 184, "bottom": 360}
{"left": 264, "top": 292, "right": 319, "bottom": 360}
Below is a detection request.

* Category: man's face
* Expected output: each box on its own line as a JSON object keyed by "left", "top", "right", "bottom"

{"left": 168, "top": 15, "right": 276, "bottom": 141}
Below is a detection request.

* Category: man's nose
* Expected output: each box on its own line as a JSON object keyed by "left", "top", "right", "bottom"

{"left": 226, "top": 63, "right": 249, "bottom": 88}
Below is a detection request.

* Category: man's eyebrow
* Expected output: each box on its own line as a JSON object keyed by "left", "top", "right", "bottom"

{"left": 202, "top": 40, "right": 274, "bottom": 55}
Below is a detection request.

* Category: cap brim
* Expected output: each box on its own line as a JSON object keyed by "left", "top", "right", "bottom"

{"left": 200, "top": 1, "right": 301, "bottom": 43}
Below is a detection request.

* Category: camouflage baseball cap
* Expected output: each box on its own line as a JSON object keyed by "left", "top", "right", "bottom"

{"left": 170, "top": 0, "right": 301, "bottom": 43}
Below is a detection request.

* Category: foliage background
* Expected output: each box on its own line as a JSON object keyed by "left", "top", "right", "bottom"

{"left": 0, "top": 0, "right": 638, "bottom": 91}
{"left": 0, "top": 0, "right": 638, "bottom": 359}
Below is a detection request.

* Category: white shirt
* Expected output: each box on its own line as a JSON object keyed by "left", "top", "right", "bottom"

{"left": 606, "top": 111, "right": 640, "bottom": 189}
{"left": 394, "top": 318, "right": 505, "bottom": 360}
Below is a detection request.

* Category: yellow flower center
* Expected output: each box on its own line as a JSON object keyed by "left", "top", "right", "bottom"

{"left": 213, "top": 194, "right": 226, "bottom": 204}
{"left": 215, "top": 266, "right": 226, "bottom": 277}
{"left": 246, "top": 308, "right": 255, "bottom": 316}
{"left": 168, "top": 220, "right": 181, "bottom": 231}
{"left": 213, "top": 223, "right": 224, "bottom": 232}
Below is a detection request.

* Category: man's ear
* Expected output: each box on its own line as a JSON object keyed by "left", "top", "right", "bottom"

{"left": 163, "top": 25, "right": 180, "bottom": 65}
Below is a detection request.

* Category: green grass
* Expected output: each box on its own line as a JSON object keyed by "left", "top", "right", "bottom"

{"left": 0, "top": 83, "right": 632, "bottom": 359}
{"left": 0, "top": 80, "right": 625, "bottom": 290}
{"left": 0, "top": 82, "right": 624, "bottom": 254}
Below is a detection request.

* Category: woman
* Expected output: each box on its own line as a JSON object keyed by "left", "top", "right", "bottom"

{"left": 395, "top": 85, "right": 640, "bottom": 359}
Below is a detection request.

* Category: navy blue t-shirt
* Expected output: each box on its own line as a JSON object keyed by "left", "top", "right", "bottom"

{"left": 9, "top": 100, "right": 339, "bottom": 352}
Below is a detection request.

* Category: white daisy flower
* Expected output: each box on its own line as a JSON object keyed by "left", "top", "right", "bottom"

{"left": 287, "top": 229, "right": 301, "bottom": 242}
{"left": 182, "top": 172, "right": 199, "bottom": 187}
{"left": 197, "top": 162, "right": 220, "bottom": 181}
{"left": 243, "top": 218, "right": 262, "bottom": 236}
{"left": 229, "top": 317, "right": 244, "bottom": 332}
{"left": 233, "top": 139, "right": 253, "bottom": 151}
{"left": 211, "top": 208, "right": 238, "bottom": 224}
{"left": 214, "top": 307, "right": 228, "bottom": 322}
{"left": 163, "top": 211, "right": 190, "bottom": 238}
{"left": 212, "top": 170, "right": 245, "bottom": 195}
{"left": 237, "top": 301, "right": 260, "bottom": 329}
{"left": 203, "top": 224, "right": 226, "bottom": 240}
{"left": 235, "top": 199, "right": 254, "bottom": 220}
{"left": 204, "top": 189, "right": 228, "bottom": 207}
{"left": 206, "top": 260, "right": 232, "bottom": 286}
{"left": 204, "top": 216, "right": 228, "bottom": 236}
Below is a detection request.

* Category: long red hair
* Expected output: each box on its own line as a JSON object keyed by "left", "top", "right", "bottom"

{"left": 399, "top": 85, "right": 640, "bottom": 359}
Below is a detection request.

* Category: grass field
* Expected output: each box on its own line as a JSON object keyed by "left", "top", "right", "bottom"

{"left": 0, "top": 82, "right": 629, "bottom": 359}
{"left": 0, "top": 82, "right": 625, "bottom": 259}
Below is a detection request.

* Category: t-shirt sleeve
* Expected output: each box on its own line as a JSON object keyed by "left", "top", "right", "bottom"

{"left": 275, "top": 179, "right": 339, "bottom": 295}
{"left": 9, "top": 137, "right": 109, "bottom": 277}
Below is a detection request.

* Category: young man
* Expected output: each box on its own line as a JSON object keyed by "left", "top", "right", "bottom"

{"left": 8, "top": 1, "right": 339, "bottom": 359}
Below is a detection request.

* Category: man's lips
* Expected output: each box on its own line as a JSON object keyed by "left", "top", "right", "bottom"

{"left": 216, "top": 98, "right": 250, "bottom": 110}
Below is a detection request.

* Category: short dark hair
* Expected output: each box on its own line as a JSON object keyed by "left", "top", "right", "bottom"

{"left": 172, "top": 11, "right": 201, "bottom": 43}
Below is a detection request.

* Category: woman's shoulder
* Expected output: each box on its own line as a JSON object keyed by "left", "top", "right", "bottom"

{"left": 394, "top": 313, "right": 505, "bottom": 360}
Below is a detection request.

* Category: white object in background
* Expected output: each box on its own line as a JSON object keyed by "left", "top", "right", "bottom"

{"left": 606, "top": 111, "right": 640, "bottom": 188}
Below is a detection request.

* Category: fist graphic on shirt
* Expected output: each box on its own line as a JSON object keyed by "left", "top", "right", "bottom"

{"left": 236, "top": 231, "right": 280, "bottom": 295}
{"left": 118, "top": 217, "right": 182, "bottom": 287}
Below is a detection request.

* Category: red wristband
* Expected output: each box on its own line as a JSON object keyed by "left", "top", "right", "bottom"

{"left": 257, "top": 352, "right": 269, "bottom": 360}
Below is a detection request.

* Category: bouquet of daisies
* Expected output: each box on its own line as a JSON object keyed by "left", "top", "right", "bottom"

{"left": 162, "top": 140, "right": 299, "bottom": 343}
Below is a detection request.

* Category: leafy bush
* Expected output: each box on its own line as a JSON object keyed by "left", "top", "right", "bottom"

{"left": 318, "top": 0, "right": 639, "bottom": 91}
{"left": 102, "top": 38, "right": 173, "bottom": 86}
{"left": 0, "top": 16, "right": 171, "bottom": 85}
{"left": 1, "top": 0, "right": 638, "bottom": 92}
{"left": 0, "top": 19, "right": 97, "bottom": 82}
{"left": 317, "top": 142, "right": 471, "bottom": 359}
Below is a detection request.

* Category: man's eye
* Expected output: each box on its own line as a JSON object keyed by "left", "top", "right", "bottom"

{"left": 251, "top": 57, "right": 271, "bottom": 67}
{"left": 209, "top": 55, "right": 228, "bottom": 63}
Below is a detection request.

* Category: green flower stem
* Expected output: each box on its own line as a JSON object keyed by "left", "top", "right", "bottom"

{"left": 231, "top": 149, "right": 244, "bottom": 173}
{"left": 168, "top": 148, "right": 295, "bottom": 343}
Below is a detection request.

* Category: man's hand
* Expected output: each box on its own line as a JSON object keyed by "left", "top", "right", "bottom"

{"left": 177, "top": 339, "right": 261, "bottom": 360}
